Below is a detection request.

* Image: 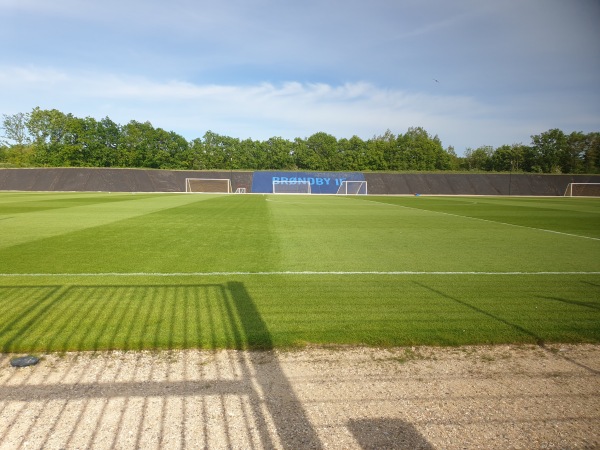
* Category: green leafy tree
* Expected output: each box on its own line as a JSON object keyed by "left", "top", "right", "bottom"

{"left": 561, "top": 131, "right": 597, "bottom": 174}
{"left": 60, "top": 115, "right": 91, "bottom": 166}
{"left": 262, "top": 137, "right": 294, "bottom": 170}
{"left": 201, "top": 131, "right": 239, "bottom": 169}
{"left": 0, "top": 143, "right": 7, "bottom": 165}
{"left": 529, "top": 129, "right": 567, "bottom": 173}
{"left": 444, "top": 146, "right": 460, "bottom": 171}
{"left": 1, "top": 112, "right": 35, "bottom": 166}
{"left": 94, "top": 117, "right": 121, "bottom": 167}
{"left": 151, "top": 128, "right": 189, "bottom": 169}
{"left": 362, "top": 136, "right": 386, "bottom": 171}
{"left": 291, "top": 137, "right": 318, "bottom": 170}
{"left": 234, "top": 138, "right": 260, "bottom": 170}
{"left": 118, "top": 122, "right": 189, "bottom": 169}
{"left": 338, "top": 135, "right": 368, "bottom": 171}
{"left": 1, "top": 112, "right": 31, "bottom": 147}
{"left": 5, "top": 107, "right": 600, "bottom": 173}
{"left": 464, "top": 146, "right": 493, "bottom": 171}
{"left": 490, "top": 144, "right": 525, "bottom": 172}
{"left": 396, "top": 127, "right": 450, "bottom": 171}
{"left": 26, "top": 108, "right": 78, "bottom": 166}
{"left": 368, "top": 130, "right": 395, "bottom": 171}
{"left": 365, "top": 130, "right": 394, "bottom": 170}
{"left": 580, "top": 132, "right": 600, "bottom": 173}
{"left": 118, "top": 120, "right": 156, "bottom": 167}
{"left": 188, "top": 138, "right": 208, "bottom": 169}
{"left": 304, "top": 132, "right": 339, "bottom": 171}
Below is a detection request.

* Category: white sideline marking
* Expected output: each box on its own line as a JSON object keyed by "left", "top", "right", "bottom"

{"left": 358, "top": 198, "right": 600, "bottom": 242}
{"left": 1, "top": 271, "right": 599, "bottom": 277}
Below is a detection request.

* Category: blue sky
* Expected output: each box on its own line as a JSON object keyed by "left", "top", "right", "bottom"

{"left": 1, "top": 0, "right": 599, "bottom": 154}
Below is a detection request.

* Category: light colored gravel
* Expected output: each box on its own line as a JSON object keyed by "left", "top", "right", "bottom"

{"left": 0, "top": 344, "right": 599, "bottom": 449}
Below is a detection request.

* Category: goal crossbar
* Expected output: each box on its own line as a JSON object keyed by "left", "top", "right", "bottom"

{"left": 186, "top": 178, "right": 232, "bottom": 193}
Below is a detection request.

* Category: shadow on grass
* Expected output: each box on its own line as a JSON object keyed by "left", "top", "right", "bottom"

{"left": 0, "top": 281, "right": 324, "bottom": 449}
{"left": 0, "top": 283, "right": 279, "bottom": 353}
{"left": 415, "top": 281, "right": 600, "bottom": 375}
{"left": 539, "top": 295, "right": 600, "bottom": 311}
{"left": 581, "top": 280, "right": 600, "bottom": 289}
{"left": 0, "top": 286, "right": 65, "bottom": 352}
{"left": 413, "top": 281, "right": 546, "bottom": 346}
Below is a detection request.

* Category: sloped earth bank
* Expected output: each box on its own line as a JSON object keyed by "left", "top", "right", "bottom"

{"left": 0, "top": 345, "right": 598, "bottom": 449}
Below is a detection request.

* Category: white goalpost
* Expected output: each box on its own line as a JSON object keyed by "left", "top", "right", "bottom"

{"left": 185, "top": 178, "right": 232, "bottom": 193}
{"left": 564, "top": 183, "right": 600, "bottom": 197}
{"left": 336, "top": 180, "right": 367, "bottom": 195}
{"left": 272, "top": 180, "right": 311, "bottom": 194}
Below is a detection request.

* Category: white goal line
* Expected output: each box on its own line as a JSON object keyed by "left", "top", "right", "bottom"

{"left": 1, "top": 271, "right": 599, "bottom": 277}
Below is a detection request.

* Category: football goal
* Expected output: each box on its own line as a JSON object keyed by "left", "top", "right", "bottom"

{"left": 186, "top": 178, "right": 232, "bottom": 193}
{"left": 336, "top": 180, "right": 367, "bottom": 195}
{"left": 563, "top": 183, "right": 600, "bottom": 197}
{"left": 272, "top": 180, "right": 311, "bottom": 194}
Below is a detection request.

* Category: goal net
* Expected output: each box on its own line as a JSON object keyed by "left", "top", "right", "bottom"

{"left": 272, "top": 180, "right": 311, "bottom": 194}
{"left": 336, "top": 180, "right": 367, "bottom": 195}
{"left": 186, "top": 178, "right": 232, "bottom": 193}
{"left": 563, "top": 183, "right": 600, "bottom": 197}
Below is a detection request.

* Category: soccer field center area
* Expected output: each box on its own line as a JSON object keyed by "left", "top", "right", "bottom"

{"left": 0, "top": 191, "right": 598, "bottom": 352}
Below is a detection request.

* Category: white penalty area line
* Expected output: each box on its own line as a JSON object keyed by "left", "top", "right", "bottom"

{"left": 1, "top": 271, "right": 599, "bottom": 277}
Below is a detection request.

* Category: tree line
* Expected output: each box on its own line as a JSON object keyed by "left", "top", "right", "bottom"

{"left": 1, "top": 107, "right": 599, "bottom": 173}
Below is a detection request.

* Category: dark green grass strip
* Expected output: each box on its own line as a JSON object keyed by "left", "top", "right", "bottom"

{"left": 0, "top": 194, "right": 279, "bottom": 273}
{"left": 1, "top": 194, "right": 599, "bottom": 352}
{"left": 356, "top": 196, "right": 600, "bottom": 239}
{"left": 2, "top": 194, "right": 599, "bottom": 274}
{"left": 0, "top": 193, "right": 159, "bottom": 214}
{"left": 0, "top": 274, "right": 598, "bottom": 352}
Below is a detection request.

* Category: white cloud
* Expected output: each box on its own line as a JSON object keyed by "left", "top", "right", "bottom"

{"left": 1, "top": 65, "right": 598, "bottom": 153}
{"left": 1, "top": 0, "right": 598, "bottom": 156}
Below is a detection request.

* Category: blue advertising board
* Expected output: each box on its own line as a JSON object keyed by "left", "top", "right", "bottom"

{"left": 251, "top": 171, "right": 365, "bottom": 194}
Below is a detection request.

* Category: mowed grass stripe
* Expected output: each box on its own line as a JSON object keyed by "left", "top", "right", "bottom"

{"left": 2, "top": 194, "right": 598, "bottom": 274}
{"left": 0, "top": 281, "right": 273, "bottom": 351}
{"left": 0, "top": 192, "right": 218, "bottom": 249}
{"left": 0, "top": 194, "right": 280, "bottom": 273}
{"left": 2, "top": 271, "right": 600, "bottom": 276}
{"left": 266, "top": 195, "right": 600, "bottom": 272}
{"left": 359, "top": 198, "right": 600, "bottom": 241}
{"left": 0, "top": 274, "right": 598, "bottom": 352}
{"left": 354, "top": 196, "right": 600, "bottom": 239}
{"left": 0, "top": 193, "right": 599, "bottom": 351}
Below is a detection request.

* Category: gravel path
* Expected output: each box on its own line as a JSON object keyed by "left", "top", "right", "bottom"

{"left": 1, "top": 344, "right": 599, "bottom": 449}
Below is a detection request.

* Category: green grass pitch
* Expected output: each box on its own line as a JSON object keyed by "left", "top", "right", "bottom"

{"left": 0, "top": 192, "right": 599, "bottom": 352}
